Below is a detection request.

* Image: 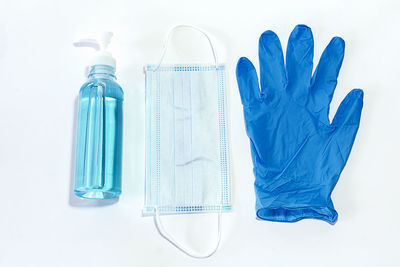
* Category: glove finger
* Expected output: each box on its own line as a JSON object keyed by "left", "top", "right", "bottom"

{"left": 259, "top": 30, "right": 287, "bottom": 101}
{"left": 286, "top": 25, "right": 314, "bottom": 103}
{"left": 236, "top": 57, "right": 261, "bottom": 106}
{"left": 331, "top": 89, "right": 363, "bottom": 163}
{"left": 309, "top": 37, "right": 345, "bottom": 124}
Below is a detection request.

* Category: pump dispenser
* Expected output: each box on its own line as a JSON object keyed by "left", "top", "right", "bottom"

{"left": 73, "top": 32, "right": 116, "bottom": 69}
{"left": 73, "top": 32, "right": 124, "bottom": 199}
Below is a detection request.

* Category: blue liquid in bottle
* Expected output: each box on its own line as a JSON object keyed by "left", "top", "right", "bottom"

{"left": 74, "top": 65, "right": 123, "bottom": 199}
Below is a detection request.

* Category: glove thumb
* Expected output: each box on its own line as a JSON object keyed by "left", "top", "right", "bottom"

{"left": 331, "top": 89, "right": 364, "bottom": 163}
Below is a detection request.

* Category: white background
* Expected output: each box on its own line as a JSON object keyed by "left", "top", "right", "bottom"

{"left": 0, "top": 0, "right": 399, "bottom": 266}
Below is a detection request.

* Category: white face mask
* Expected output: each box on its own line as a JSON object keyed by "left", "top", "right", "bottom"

{"left": 143, "top": 25, "right": 231, "bottom": 258}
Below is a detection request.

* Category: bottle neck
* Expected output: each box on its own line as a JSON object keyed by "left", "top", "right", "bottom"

{"left": 88, "top": 65, "right": 116, "bottom": 80}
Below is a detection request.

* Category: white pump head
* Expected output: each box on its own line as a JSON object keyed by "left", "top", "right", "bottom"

{"left": 73, "top": 32, "right": 116, "bottom": 69}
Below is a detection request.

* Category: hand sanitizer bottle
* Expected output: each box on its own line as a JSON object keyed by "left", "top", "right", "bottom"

{"left": 73, "top": 32, "right": 123, "bottom": 199}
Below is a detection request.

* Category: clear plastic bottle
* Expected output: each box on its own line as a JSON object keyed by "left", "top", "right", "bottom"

{"left": 73, "top": 33, "right": 123, "bottom": 199}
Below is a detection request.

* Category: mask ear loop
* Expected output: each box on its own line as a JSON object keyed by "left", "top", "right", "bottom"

{"left": 153, "top": 24, "right": 219, "bottom": 72}
{"left": 153, "top": 206, "right": 222, "bottom": 259}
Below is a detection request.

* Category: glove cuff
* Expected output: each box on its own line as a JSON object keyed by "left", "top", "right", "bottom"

{"left": 256, "top": 206, "right": 337, "bottom": 223}
{"left": 255, "top": 182, "right": 338, "bottom": 223}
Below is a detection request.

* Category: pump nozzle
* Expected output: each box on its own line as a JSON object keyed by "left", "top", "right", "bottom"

{"left": 73, "top": 39, "right": 100, "bottom": 51}
{"left": 73, "top": 32, "right": 116, "bottom": 69}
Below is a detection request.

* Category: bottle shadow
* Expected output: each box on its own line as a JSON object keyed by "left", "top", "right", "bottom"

{"left": 69, "top": 96, "right": 119, "bottom": 207}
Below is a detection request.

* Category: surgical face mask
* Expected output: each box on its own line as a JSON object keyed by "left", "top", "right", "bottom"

{"left": 143, "top": 25, "right": 231, "bottom": 258}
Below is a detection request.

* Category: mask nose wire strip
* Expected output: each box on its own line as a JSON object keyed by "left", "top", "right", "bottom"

{"left": 153, "top": 24, "right": 219, "bottom": 72}
{"left": 153, "top": 206, "right": 222, "bottom": 259}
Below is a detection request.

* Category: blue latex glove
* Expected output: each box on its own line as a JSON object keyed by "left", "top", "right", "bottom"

{"left": 236, "top": 25, "right": 363, "bottom": 223}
